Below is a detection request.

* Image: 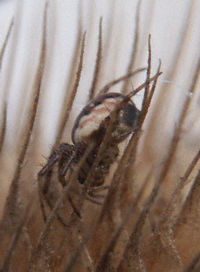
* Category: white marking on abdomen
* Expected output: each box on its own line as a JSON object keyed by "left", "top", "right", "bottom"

{"left": 74, "top": 97, "right": 122, "bottom": 143}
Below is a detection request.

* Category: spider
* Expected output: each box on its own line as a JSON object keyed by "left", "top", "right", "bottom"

{"left": 38, "top": 69, "right": 159, "bottom": 221}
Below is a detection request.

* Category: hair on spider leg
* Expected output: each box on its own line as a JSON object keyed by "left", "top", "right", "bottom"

{"left": 37, "top": 68, "right": 161, "bottom": 225}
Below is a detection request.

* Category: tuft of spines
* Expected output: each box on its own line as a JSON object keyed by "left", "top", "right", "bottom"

{"left": 0, "top": 1, "right": 200, "bottom": 272}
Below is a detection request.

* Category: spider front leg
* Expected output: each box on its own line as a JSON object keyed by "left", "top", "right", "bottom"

{"left": 38, "top": 143, "right": 74, "bottom": 176}
{"left": 85, "top": 185, "right": 110, "bottom": 205}
{"left": 38, "top": 143, "right": 75, "bottom": 222}
{"left": 56, "top": 143, "right": 76, "bottom": 186}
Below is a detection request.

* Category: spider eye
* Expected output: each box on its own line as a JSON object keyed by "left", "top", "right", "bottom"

{"left": 122, "top": 103, "right": 140, "bottom": 127}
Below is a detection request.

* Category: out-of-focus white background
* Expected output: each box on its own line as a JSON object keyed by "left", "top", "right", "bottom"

{"left": 0, "top": 0, "right": 200, "bottom": 151}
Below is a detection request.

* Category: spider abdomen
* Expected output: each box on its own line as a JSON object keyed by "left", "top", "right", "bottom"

{"left": 72, "top": 93, "right": 140, "bottom": 144}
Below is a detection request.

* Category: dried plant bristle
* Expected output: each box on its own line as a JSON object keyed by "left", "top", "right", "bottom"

{"left": 0, "top": 2, "right": 200, "bottom": 272}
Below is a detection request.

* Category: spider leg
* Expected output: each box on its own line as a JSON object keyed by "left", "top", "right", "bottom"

{"left": 38, "top": 172, "right": 70, "bottom": 227}
{"left": 85, "top": 195, "right": 103, "bottom": 205}
{"left": 88, "top": 185, "right": 110, "bottom": 192}
{"left": 38, "top": 149, "right": 62, "bottom": 176}
{"left": 38, "top": 185, "right": 47, "bottom": 222}
{"left": 84, "top": 185, "right": 110, "bottom": 206}
{"left": 38, "top": 143, "right": 75, "bottom": 226}
{"left": 87, "top": 185, "right": 110, "bottom": 198}
{"left": 88, "top": 193, "right": 105, "bottom": 199}
{"left": 38, "top": 149, "right": 61, "bottom": 222}
{"left": 58, "top": 153, "right": 75, "bottom": 186}
{"left": 58, "top": 142, "right": 86, "bottom": 186}
{"left": 67, "top": 194, "right": 82, "bottom": 218}
{"left": 38, "top": 169, "right": 53, "bottom": 223}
